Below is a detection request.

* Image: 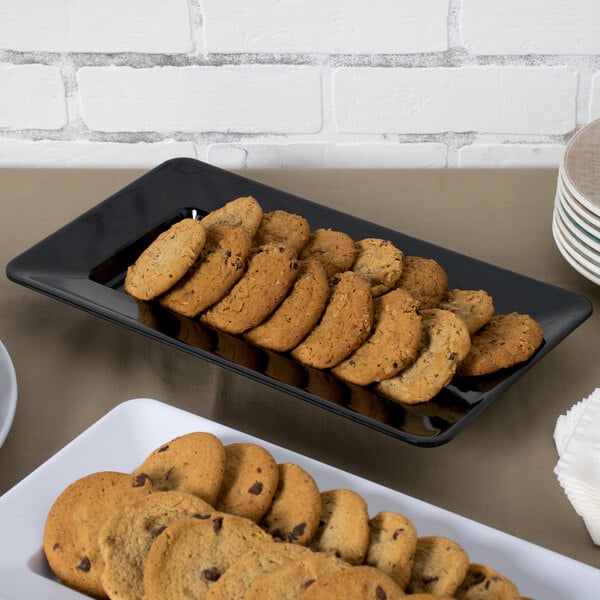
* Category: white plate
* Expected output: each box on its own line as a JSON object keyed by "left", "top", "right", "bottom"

{"left": 556, "top": 197, "right": 600, "bottom": 254}
{"left": 558, "top": 171, "right": 600, "bottom": 231}
{"left": 553, "top": 216, "right": 600, "bottom": 286}
{"left": 0, "top": 341, "right": 17, "bottom": 449}
{"left": 554, "top": 208, "right": 600, "bottom": 269}
{"left": 0, "top": 398, "right": 599, "bottom": 599}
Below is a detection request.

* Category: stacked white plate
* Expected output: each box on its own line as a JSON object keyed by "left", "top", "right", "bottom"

{"left": 553, "top": 118, "right": 600, "bottom": 286}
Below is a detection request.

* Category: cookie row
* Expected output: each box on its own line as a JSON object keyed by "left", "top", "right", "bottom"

{"left": 43, "top": 430, "right": 527, "bottom": 600}
{"left": 123, "top": 196, "right": 544, "bottom": 404}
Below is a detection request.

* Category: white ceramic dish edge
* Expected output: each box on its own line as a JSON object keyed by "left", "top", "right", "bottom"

{"left": 0, "top": 398, "right": 599, "bottom": 599}
{"left": 0, "top": 341, "right": 17, "bottom": 449}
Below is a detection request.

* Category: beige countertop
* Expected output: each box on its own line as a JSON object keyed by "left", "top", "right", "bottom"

{"left": 0, "top": 168, "right": 599, "bottom": 573}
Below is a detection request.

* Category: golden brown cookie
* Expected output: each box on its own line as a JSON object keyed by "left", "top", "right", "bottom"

{"left": 216, "top": 442, "right": 280, "bottom": 523}
{"left": 134, "top": 431, "right": 226, "bottom": 506}
{"left": 308, "top": 489, "right": 370, "bottom": 565}
{"left": 201, "top": 243, "right": 299, "bottom": 334}
{"left": 299, "top": 228, "right": 357, "bottom": 278}
{"left": 407, "top": 536, "right": 470, "bottom": 596}
{"left": 260, "top": 462, "right": 322, "bottom": 546}
{"left": 205, "top": 541, "right": 310, "bottom": 600}
{"left": 98, "top": 490, "right": 214, "bottom": 600}
{"left": 396, "top": 255, "right": 448, "bottom": 308}
{"left": 351, "top": 237, "right": 404, "bottom": 297}
{"left": 331, "top": 288, "right": 422, "bottom": 386}
{"left": 364, "top": 510, "right": 418, "bottom": 590}
{"left": 244, "top": 260, "right": 329, "bottom": 352}
{"left": 143, "top": 513, "right": 271, "bottom": 600}
{"left": 291, "top": 271, "right": 374, "bottom": 369}
{"left": 298, "top": 565, "right": 406, "bottom": 599}
{"left": 253, "top": 210, "right": 311, "bottom": 253}
{"left": 243, "top": 551, "right": 350, "bottom": 600}
{"left": 438, "top": 289, "right": 495, "bottom": 335}
{"left": 124, "top": 218, "right": 207, "bottom": 301}
{"left": 43, "top": 471, "right": 154, "bottom": 599}
{"left": 376, "top": 308, "right": 471, "bottom": 405}
{"left": 454, "top": 563, "right": 521, "bottom": 600}
{"left": 201, "top": 195, "right": 263, "bottom": 238}
{"left": 456, "top": 312, "right": 544, "bottom": 377}
{"left": 159, "top": 225, "right": 252, "bottom": 317}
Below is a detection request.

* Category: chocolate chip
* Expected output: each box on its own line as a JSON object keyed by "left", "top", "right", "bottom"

{"left": 76, "top": 557, "right": 91, "bottom": 572}
{"left": 133, "top": 473, "right": 150, "bottom": 487}
{"left": 375, "top": 586, "right": 387, "bottom": 600}
{"left": 256, "top": 467, "right": 262, "bottom": 473}
{"left": 153, "top": 525, "right": 167, "bottom": 538}
{"left": 193, "top": 513, "right": 212, "bottom": 520}
{"left": 287, "top": 523, "right": 306, "bottom": 542}
{"left": 485, "top": 579, "right": 491, "bottom": 590}
{"left": 472, "top": 571, "right": 485, "bottom": 585}
{"left": 248, "top": 481, "right": 263, "bottom": 495}
{"left": 203, "top": 568, "right": 219, "bottom": 582}
{"left": 53, "top": 542, "right": 60, "bottom": 551}
{"left": 271, "top": 528, "right": 285, "bottom": 541}
{"left": 392, "top": 528, "right": 404, "bottom": 540}
{"left": 213, "top": 516, "right": 223, "bottom": 532}
{"left": 158, "top": 444, "right": 169, "bottom": 453}
{"left": 422, "top": 575, "right": 439, "bottom": 584}
{"left": 303, "top": 579, "right": 315, "bottom": 589}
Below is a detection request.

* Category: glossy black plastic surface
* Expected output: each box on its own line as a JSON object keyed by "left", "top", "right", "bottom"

{"left": 6, "top": 159, "right": 593, "bottom": 446}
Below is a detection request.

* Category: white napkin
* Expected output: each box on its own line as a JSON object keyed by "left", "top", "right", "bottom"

{"left": 554, "top": 388, "right": 600, "bottom": 545}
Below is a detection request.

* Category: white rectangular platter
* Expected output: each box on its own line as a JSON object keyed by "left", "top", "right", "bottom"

{"left": 0, "top": 398, "right": 598, "bottom": 599}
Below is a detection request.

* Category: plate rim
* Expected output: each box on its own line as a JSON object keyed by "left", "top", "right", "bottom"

{"left": 0, "top": 341, "right": 17, "bottom": 449}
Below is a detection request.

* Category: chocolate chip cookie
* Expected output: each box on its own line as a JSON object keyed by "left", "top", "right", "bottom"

{"left": 351, "top": 237, "right": 404, "bottom": 297}
{"left": 291, "top": 271, "right": 374, "bottom": 369}
{"left": 201, "top": 243, "right": 299, "bottom": 334}
{"left": 244, "top": 259, "right": 329, "bottom": 352}
{"left": 124, "top": 218, "right": 207, "bottom": 301}
{"left": 331, "top": 288, "right": 422, "bottom": 386}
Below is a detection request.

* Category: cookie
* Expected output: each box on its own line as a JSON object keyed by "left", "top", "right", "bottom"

{"left": 98, "top": 490, "right": 214, "bottom": 600}
{"left": 364, "top": 510, "right": 418, "bottom": 590}
{"left": 160, "top": 225, "right": 252, "bottom": 317}
{"left": 299, "top": 228, "right": 357, "bottom": 278}
{"left": 298, "top": 565, "right": 406, "bottom": 599}
{"left": 253, "top": 210, "right": 311, "bottom": 253}
{"left": 43, "top": 471, "right": 154, "bottom": 599}
{"left": 331, "top": 288, "right": 422, "bottom": 386}
{"left": 244, "top": 260, "right": 329, "bottom": 352}
{"left": 201, "top": 195, "right": 263, "bottom": 238}
{"left": 260, "top": 462, "right": 322, "bottom": 546}
{"left": 243, "top": 551, "right": 350, "bottom": 600}
{"left": 216, "top": 442, "right": 280, "bottom": 523}
{"left": 143, "top": 513, "right": 271, "bottom": 600}
{"left": 376, "top": 308, "right": 471, "bottom": 405}
{"left": 291, "top": 271, "right": 374, "bottom": 369}
{"left": 454, "top": 563, "right": 521, "bottom": 600}
{"left": 205, "top": 541, "right": 310, "bottom": 600}
{"left": 134, "top": 431, "right": 226, "bottom": 506}
{"left": 400, "top": 593, "right": 454, "bottom": 600}
{"left": 201, "top": 243, "right": 299, "bottom": 334}
{"left": 396, "top": 256, "right": 448, "bottom": 309}
{"left": 438, "top": 289, "right": 494, "bottom": 335}
{"left": 124, "top": 218, "right": 207, "bottom": 301}
{"left": 407, "top": 536, "right": 470, "bottom": 596}
{"left": 456, "top": 312, "right": 544, "bottom": 377}
{"left": 351, "top": 238, "right": 404, "bottom": 297}
{"left": 308, "top": 489, "right": 370, "bottom": 565}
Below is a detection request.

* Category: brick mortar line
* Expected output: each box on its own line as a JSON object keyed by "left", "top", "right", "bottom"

{"left": 2, "top": 49, "right": 600, "bottom": 69}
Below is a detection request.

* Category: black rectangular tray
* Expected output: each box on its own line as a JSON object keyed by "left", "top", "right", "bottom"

{"left": 6, "top": 158, "right": 593, "bottom": 446}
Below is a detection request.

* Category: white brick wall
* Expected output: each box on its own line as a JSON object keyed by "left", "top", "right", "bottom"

{"left": 0, "top": 0, "right": 599, "bottom": 169}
